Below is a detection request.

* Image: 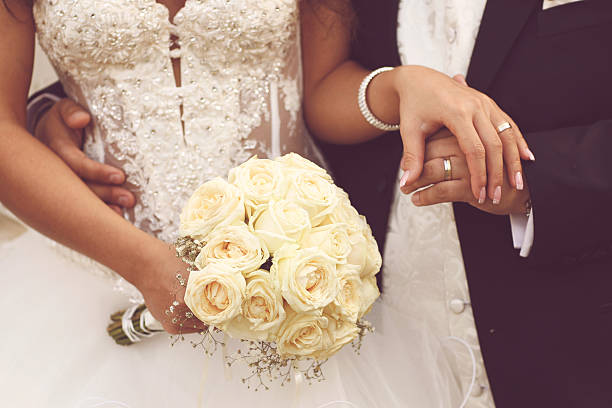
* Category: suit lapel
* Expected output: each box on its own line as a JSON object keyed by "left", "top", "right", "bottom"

{"left": 467, "top": 0, "right": 540, "bottom": 91}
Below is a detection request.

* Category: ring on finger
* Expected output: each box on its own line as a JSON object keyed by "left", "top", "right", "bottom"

{"left": 443, "top": 158, "right": 452, "bottom": 181}
{"left": 496, "top": 121, "right": 512, "bottom": 134}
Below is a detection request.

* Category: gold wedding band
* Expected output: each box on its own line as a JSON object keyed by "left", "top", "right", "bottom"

{"left": 496, "top": 121, "right": 512, "bottom": 134}
{"left": 443, "top": 158, "right": 452, "bottom": 181}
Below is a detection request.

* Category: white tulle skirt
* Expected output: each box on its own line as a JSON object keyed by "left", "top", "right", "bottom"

{"left": 0, "top": 230, "right": 465, "bottom": 408}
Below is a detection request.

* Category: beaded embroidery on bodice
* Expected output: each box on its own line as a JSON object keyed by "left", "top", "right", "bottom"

{"left": 34, "top": 0, "right": 311, "bottom": 243}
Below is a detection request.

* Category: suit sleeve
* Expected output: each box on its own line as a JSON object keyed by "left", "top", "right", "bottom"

{"left": 26, "top": 81, "right": 66, "bottom": 135}
{"left": 523, "top": 120, "right": 612, "bottom": 266}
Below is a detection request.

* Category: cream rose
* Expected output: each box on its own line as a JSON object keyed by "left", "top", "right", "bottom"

{"left": 362, "top": 223, "right": 382, "bottom": 277}
{"left": 194, "top": 225, "right": 268, "bottom": 275}
{"left": 184, "top": 263, "right": 246, "bottom": 328}
{"left": 358, "top": 275, "right": 380, "bottom": 319}
{"left": 272, "top": 245, "right": 340, "bottom": 313}
{"left": 224, "top": 270, "right": 286, "bottom": 341}
{"left": 250, "top": 200, "right": 311, "bottom": 253}
{"left": 228, "top": 156, "right": 285, "bottom": 212}
{"left": 276, "top": 309, "right": 360, "bottom": 360}
{"left": 301, "top": 223, "right": 352, "bottom": 264}
{"left": 276, "top": 308, "right": 333, "bottom": 359}
{"left": 327, "top": 190, "right": 366, "bottom": 232}
{"left": 276, "top": 153, "right": 332, "bottom": 181}
{"left": 325, "top": 264, "right": 362, "bottom": 323}
{"left": 285, "top": 172, "right": 338, "bottom": 227}
{"left": 346, "top": 227, "right": 368, "bottom": 273}
{"left": 314, "top": 316, "right": 360, "bottom": 360}
{"left": 179, "top": 178, "right": 246, "bottom": 239}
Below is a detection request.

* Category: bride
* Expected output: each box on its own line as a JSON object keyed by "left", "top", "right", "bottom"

{"left": 0, "top": 0, "right": 527, "bottom": 406}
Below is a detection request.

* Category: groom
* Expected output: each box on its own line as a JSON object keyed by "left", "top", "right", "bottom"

{"left": 321, "top": 0, "right": 612, "bottom": 407}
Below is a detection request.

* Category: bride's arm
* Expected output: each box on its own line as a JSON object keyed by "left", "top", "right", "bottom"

{"left": 0, "top": 3, "right": 201, "bottom": 334}
{"left": 300, "top": 1, "right": 533, "bottom": 204}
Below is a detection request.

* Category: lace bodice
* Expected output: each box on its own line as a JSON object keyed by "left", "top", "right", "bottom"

{"left": 34, "top": 0, "right": 314, "bottom": 243}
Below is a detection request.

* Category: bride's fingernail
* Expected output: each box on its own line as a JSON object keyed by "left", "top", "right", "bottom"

{"left": 411, "top": 192, "right": 421, "bottom": 206}
{"left": 118, "top": 196, "right": 130, "bottom": 207}
{"left": 399, "top": 170, "right": 411, "bottom": 188}
{"left": 478, "top": 187, "right": 486, "bottom": 204}
{"left": 527, "top": 149, "right": 536, "bottom": 162}
{"left": 493, "top": 186, "right": 502, "bottom": 205}
{"left": 109, "top": 173, "right": 123, "bottom": 184}
{"left": 515, "top": 172, "right": 524, "bottom": 191}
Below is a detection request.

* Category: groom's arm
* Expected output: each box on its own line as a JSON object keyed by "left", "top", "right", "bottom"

{"left": 26, "top": 81, "right": 135, "bottom": 213}
{"left": 523, "top": 120, "right": 612, "bottom": 265}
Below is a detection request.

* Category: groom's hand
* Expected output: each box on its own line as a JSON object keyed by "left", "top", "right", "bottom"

{"left": 34, "top": 98, "right": 136, "bottom": 215}
{"left": 401, "top": 129, "right": 531, "bottom": 216}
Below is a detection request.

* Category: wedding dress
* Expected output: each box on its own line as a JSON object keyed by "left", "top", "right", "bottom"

{"left": 0, "top": 1, "right": 465, "bottom": 407}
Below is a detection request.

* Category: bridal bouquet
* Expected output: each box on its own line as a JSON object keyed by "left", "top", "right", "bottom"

{"left": 175, "top": 153, "right": 381, "bottom": 366}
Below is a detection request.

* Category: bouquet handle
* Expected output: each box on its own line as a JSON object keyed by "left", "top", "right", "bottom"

{"left": 107, "top": 304, "right": 164, "bottom": 345}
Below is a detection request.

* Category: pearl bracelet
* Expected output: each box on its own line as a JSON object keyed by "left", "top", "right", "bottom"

{"left": 358, "top": 67, "right": 401, "bottom": 132}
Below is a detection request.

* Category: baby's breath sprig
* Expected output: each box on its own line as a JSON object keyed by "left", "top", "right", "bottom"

{"left": 175, "top": 236, "right": 205, "bottom": 269}
{"left": 352, "top": 319, "right": 374, "bottom": 355}
{"left": 224, "top": 340, "right": 327, "bottom": 391}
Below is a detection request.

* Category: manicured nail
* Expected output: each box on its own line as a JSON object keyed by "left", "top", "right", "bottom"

{"left": 515, "top": 172, "right": 524, "bottom": 191}
{"left": 70, "top": 111, "right": 89, "bottom": 123}
{"left": 527, "top": 149, "right": 536, "bottom": 162}
{"left": 118, "top": 196, "right": 130, "bottom": 207}
{"left": 411, "top": 192, "right": 421, "bottom": 206}
{"left": 493, "top": 186, "right": 502, "bottom": 205}
{"left": 399, "top": 170, "right": 411, "bottom": 188}
{"left": 478, "top": 187, "right": 486, "bottom": 204}
{"left": 109, "top": 173, "right": 123, "bottom": 184}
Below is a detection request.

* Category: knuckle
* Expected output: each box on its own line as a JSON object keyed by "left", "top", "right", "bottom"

{"left": 422, "top": 162, "right": 435, "bottom": 179}
{"left": 466, "top": 145, "right": 486, "bottom": 161}
{"left": 434, "top": 184, "right": 450, "bottom": 200}
{"left": 488, "top": 138, "right": 503, "bottom": 152}
{"left": 402, "top": 150, "right": 420, "bottom": 164}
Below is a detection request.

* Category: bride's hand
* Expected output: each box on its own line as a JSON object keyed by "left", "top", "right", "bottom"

{"left": 401, "top": 129, "right": 531, "bottom": 216}
{"left": 34, "top": 98, "right": 136, "bottom": 215}
{"left": 386, "top": 66, "right": 534, "bottom": 204}
{"left": 137, "top": 245, "right": 207, "bottom": 335}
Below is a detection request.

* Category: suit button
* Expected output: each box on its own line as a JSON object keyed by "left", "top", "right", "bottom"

{"left": 449, "top": 299, "right": 467, "bottom": 314}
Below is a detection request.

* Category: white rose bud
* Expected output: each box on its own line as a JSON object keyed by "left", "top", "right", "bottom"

{"left": 184, "top": 263, "right": 246, "bottom": 328}
{"left": 276, "top": 153, "right": 332, "bottom": 181}
{"left": 224, "top": 270, "right": 286, "bottom": 341}
{"left": 359, "top": 275, "right": 380, "bottom": 319}
{"left": 301, "top": 223, "right": 352, "bottom": 264}
{"left": 194, "top": 225, "right": 269, "bottom": 275}
{"left": 285, "top": 172, "right": 338, "bottom": 227}
{"left": 326, "top": 264, "right": 362, "bottom": 323}
{"left": 228, "top": 156, "right": 285, "bottom": 213}
{"left": 250, "top": 200, "right": 311, "bottom": 254}
{"left": 272, "top": 245, "right": 340, "bottom": 313}
{"left": 276, "top": 308, "right": 334, "bottom": 359}
{"left": 179, "top": 178, "right": 246, "bottom": 239}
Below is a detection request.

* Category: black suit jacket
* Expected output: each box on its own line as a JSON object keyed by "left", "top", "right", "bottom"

{"left": 321, "top": 0, "right": 612, "bottom": 407}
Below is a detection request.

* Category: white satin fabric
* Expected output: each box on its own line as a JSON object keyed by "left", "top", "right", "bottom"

{"left": 387, "top": 1, "right": 497, "bottom": 407}
{"left": 0, "top": 0, "right": 467, "bottom": 407}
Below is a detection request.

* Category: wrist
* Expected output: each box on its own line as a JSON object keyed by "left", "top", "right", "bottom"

{"left": 367, "top": 67, "right": 401, "bottom": 126}
{"left": 134, "top": 237, "right": 188, "bottom": 296}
